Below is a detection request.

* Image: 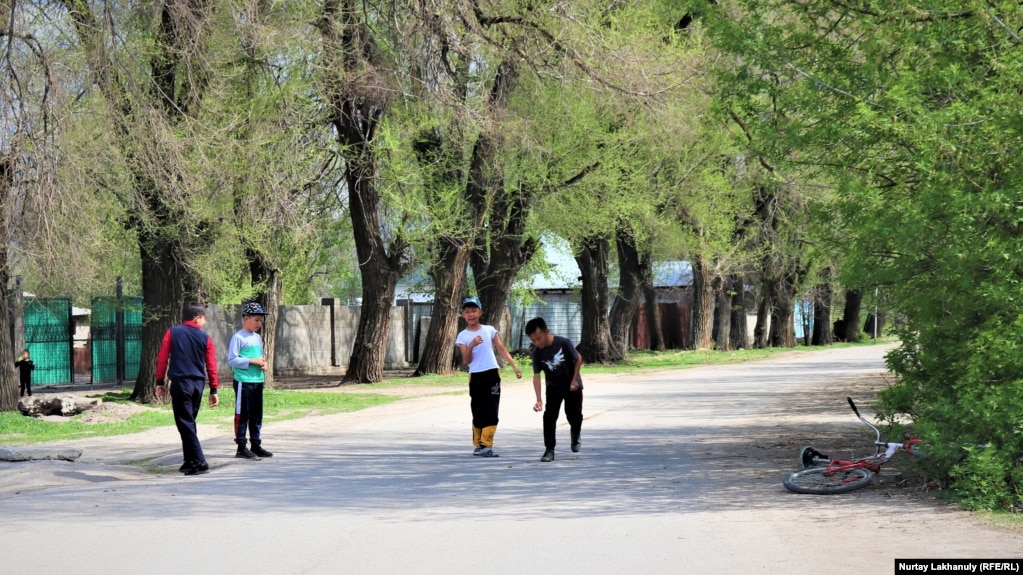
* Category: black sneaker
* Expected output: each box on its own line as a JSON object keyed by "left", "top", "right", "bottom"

{"left": 179, "top": 461, "right": 191, "bottom": 473}
{"left": 236, "top": 446, "right": 260, "bottom": 459}
{"left": 251, "top": 445, "right": 273, "bottom": 458}
{"left": 571, "top": 432, "right": 581, "bottom": 453}
{"left": 541, "top": 449, "right": 555, "bottom": 462}
{"left": 184, "top": 461, "right": 209, "bottom": 476}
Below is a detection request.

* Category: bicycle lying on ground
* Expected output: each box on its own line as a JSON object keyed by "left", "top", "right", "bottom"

{"left": 783, "top": 396, "right": 922, "bottom": 495}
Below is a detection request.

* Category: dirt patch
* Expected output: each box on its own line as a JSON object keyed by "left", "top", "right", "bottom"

{"left": 740, "top": 372, "right": 941, "bottom": 502}
{"left": 75, "top": 402, "right": 154, "bottom": 424}
{"left": 26, "top": 401, "right": 155, "bottom": 425}
{"left": 23, "top": 374, "right": 461, "bottom": 426}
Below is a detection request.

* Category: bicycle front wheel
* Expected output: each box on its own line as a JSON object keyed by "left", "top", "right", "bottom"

{"left": 783, "top": 467, "right": 873, "bottom": 495}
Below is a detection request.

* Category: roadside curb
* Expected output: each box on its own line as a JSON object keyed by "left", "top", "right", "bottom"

{"left": 0, "top": 447, "right": 83, "bottom": 462}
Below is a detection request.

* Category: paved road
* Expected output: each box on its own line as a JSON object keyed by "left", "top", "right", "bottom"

{"left": 2, "top": 345, "right": 1020, "bottom": 574}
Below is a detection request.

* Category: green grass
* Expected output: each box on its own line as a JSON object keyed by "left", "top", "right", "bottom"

{"left": 0, "top": 408, "right": 172, "bottom": 443}
{"left": 518, "top": 339, "right": 890, "bottom": 373}
{"left": 0, "top": 339, "right": 891, "bottom": 444}
{"left": 0, "top": 388, "right": 397, "bottom": 445}
{"left": 587, "top": 348, "right": 778, "bottom": 372}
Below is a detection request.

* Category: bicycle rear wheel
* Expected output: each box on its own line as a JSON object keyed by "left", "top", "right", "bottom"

{"left": 783, "top": 466, "right": 873, "bottom": 494}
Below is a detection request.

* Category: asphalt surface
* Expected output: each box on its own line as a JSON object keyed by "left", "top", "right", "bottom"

{"left": 1, "top": 344, "right": 1020, "bottom": 574}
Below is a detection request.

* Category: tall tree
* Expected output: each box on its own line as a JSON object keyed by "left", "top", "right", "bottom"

{"left": 317, "top": 0, "right": 413, "bottom": 383}
{"left": 810, "top": 274, "right": 833, "bottom": 346}
{"left": 608, "top": 225, "right": 644, "bottom": 357}
{"left": 410, "top": 121, "right": 477, "bottom": 376}
{"left": 217, "top": 0, "right": 330, "bottom": 386}
{"left": 838, "top": 289, "right": 862, "bottom": 343}
{"left": 726, "top": 274, "right": 749, "bottom": 349}
{"left": 60, "top": 0, "right": 228, "bottom": 402}
{"left": 574, "top": 234, "right": 617, "bottom": 362}
{"left": 689, "top": 254, "right": 716, "bottom": 350}
{"left": 0, "top": 0, "right": 32, "bottom": 411}
{"left": 466, "top": 60, "right": 534, "bottom": 335}
{"left": 0, "top": 153, "right": 16, "bottom": 411}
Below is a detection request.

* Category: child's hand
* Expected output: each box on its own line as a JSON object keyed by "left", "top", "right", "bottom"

{"left": 533, "top": 401, "right": 543, "bottom": 412}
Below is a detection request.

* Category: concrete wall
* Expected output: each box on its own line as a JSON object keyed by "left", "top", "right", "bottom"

{"left": 206, "top": 302, "right": 408, "bottom": 380}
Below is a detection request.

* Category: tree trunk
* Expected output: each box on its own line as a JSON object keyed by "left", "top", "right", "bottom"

{"left": 318, "top": 0, "right": 409, "bottom": 383}
{"left": 341, "top": 164, "right": 408, "bottom": 383}
{"left": 410, "top": 123, "right": 474, "bottom": 376}
{"left": 249, "top": 252, "right": 282, "bottom": 388}
{"left": 415, "top": 238, "right": 472, "bottom": 376}
{"left": 768, "top": 272, "right": 797, "bottom": 348}
{"left": 0, "top": 276, "right": 15, "bottom": 412}
{"left": 132, "top": 232, "right": 190, "bottom": 403}
{"left": 840, "top": 289, "right": 863, "bottom": 342}
{"left": 713, "top": 275, "right": 732, "bottom": 351}
{"left": 64, "top": 0, "right": 215, "bottom": 404}
{"left": 811, "top": 280, "right": 833, "bottom": 346}
{"left": 574, "top": 235, "right": 617, "bottom": 363}
{"left": 728, "top": 275, "right": 749, "bottom": 350}
{"left": 469, "top": 189, "right": 537, "bottom": 337}
{"left": 608, "top": 227, "right": 642, "bottom": 357}
{"left": 689, "top": 255, "right": 715, "bottom": 350}
{"left": 0, "top": 155, "right": 18, "bottom": 412}
{"left": 640, "top": 251, "right": 665, "bottom": 351}
{"left": 753, "top": 284, "right": 770, "bottom": 349}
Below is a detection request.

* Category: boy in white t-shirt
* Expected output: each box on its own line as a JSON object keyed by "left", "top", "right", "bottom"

{"left": 455, "top": 296, "right": 522, "bottom": 457}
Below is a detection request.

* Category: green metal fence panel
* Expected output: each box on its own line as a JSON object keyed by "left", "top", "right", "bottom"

{"left": 24, "top": 297, "right": 72, "bottom": 386}
{"left": 90, "top": 297, "right": 118, "bottom": 383}
{"left": 124, "top": 296, "right": 142, "bottom": 381}
{"left": 90, "top": 295, "right": 143, "bottom": 383}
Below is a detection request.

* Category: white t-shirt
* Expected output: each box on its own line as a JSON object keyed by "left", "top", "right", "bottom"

{"left": 455, "top": 325, "right": 500, "bottom": 373}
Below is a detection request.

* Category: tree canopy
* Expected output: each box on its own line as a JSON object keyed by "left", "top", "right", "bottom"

{"left": 6, "top": 0, "right": 1021, "bottom": 509}
{"left": 707, "top": 0, "right": 1023, "bottom": 508}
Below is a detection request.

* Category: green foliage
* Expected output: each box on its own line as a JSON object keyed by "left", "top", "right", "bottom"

{"left": 708, "top": 0, "right": 1023, "bottom": 507}
{"left": 949, "top": 446, "right": 1016, "bottom": 511}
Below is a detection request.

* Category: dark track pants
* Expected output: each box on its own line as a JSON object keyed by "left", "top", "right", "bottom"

{"left": 468, "top": 369, "right": 501, "bottom": 429}
{"left": 170, "top": 378, "right": 207, "bottom": 464}
{"left": 469, "top": 369, "right": 501, "bottom": 447}
{"left": 19, "top": 378, "right": 31, "bottom": 397}
{"left": 544, "top": 384, "right": 583, "bottom": 450}
{"left": 233, "top": 380, "right": 264, "bottom": 446}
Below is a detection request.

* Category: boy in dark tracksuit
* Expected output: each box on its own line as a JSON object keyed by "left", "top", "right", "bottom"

{"left": 526, "top": 317, "right": 584, "bottom": 463}
{"left": 15, "top": 349, "right": 34, "bottom": 398}
{"left": 155, "top": 302, "right": 220, "bottom": 476}
{"left": 227, "top": 302, "right": 273, "bottom": 459}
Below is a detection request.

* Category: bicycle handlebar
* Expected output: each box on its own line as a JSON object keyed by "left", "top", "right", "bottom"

{"left": 847, "top": 396, "right": 862, "bottom": 418}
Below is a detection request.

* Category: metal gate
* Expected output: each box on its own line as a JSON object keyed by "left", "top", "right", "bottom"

{"left": 91, "top": 295, "right": 143, "bottom": 383}
{"left": 23, "top": 297, "right": 73, "bottom": 386}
